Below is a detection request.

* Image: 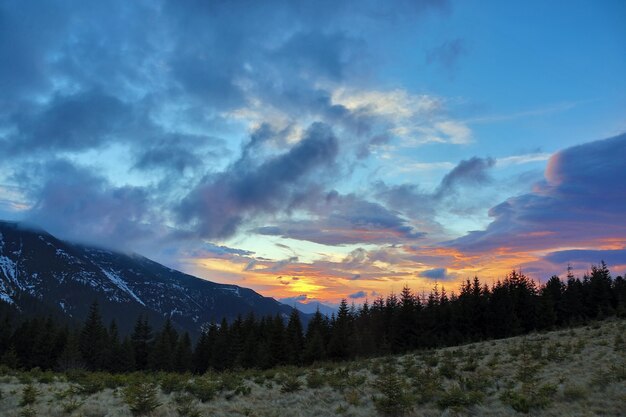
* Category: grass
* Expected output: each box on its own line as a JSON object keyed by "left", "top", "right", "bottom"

{"left": 0, "top": 318, "right": 625, "bottom": 416}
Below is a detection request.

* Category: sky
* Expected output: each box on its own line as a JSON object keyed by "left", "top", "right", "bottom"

{"left": 1, "top": 0, "right": 625, "bottom": 306}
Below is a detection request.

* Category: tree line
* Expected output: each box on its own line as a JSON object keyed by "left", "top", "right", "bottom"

{"left": 0, "top": 262, "right": 624, "bottom": 373}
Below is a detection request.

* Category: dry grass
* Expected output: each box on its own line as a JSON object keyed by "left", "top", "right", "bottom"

{"left": 1, "top": 319, "right": 625, "bottom": 416}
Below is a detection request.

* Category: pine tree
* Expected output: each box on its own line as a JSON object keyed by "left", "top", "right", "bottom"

{"left": 268, "top": 314, "right": 287, "bottom": 367}
{"left": 285, "top": 308, "right": 304, "bottom": 365}
{"left": 211, "top": 318, "right": 231, "bottom": 371}
{"left": 79, "top": 301, "right": 107, "bottom": 370}
{"left": 303, "top": 308, "right": 327, "bottom": 364}
{"left": 131, "top": 315, "right": 153, "bottom": 371}
{"left": 328, "top": 299, "right": 351, "bottom": 360}
{"left": 118, "top": 336, "right": 136, "bottom": 372}
{"left": 150, "top": 318, "right": 178, "bottom": 371}
{"left": 588, "top": 261, "right": 613, "bottom": 318}
{"left": 57, "top": 329, "right": 84, "bottom": 371}
{"left": 193, "top": 324, "right": 217, "bottom": 373}
{"left": 394, "top": 285, "right": 418, "bottom": 352}
{"left": 174, "top": 332, "right": 193, "bottom": 372}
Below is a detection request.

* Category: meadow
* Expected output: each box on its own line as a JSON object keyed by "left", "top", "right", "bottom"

{"left": 0, "top": 318, "right": 624, "bottom": 417}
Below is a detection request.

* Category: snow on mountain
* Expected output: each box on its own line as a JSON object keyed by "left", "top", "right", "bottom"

{"left": 0, "top": 221, "right": 302, "bottom": 336}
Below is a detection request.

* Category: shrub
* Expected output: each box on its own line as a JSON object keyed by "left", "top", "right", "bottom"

{"left": 173, "top": 393, "right": 201, "bottom": 417}
{"left": 220, "top": 372, "right": 244, "bottom": 391}
{"left": 346, "top": 373, "right": 367, "bottom": 388}
{"left": 500, "top": 383, "right": 556, "bottom": 414}
{"left": 461, "top": 358, "right": 478, "bottom": 372}
{"left": 344, "top": 388, "right": 360, "bottom": 406}
{"left": 19, "top": 407, "right": 37, "bottom": 417}
{"left": 185, "top": 377, "right": 219, "bottom": 402}
{"left": 501, "top": 389, "right": 532, "bottom": 413}
{"left": 36, "top": 370, "right": 55, "bottom": 384}
{"left": 562, "top": 383, "right": 586, "bottom": 401}
{"left": 280, "top": 375, "right": 302, "bottom": 393}
{"left": 76, "top": 374, "right": 105, "bottom": 395}
{"left": 327, "top": 368, "right": 352, "bottom": 391}
{"left": 62, "top": 397, "right": 84, "bottom": 414}
{"left": 438, "top": 357, "right": 457, "bottom": 379}
{"left": 411, "top": 368, "right": 442, "bottom": 404}
{"left": 436, "top": 384, "right": 484, "bottom": 410}
{"left": 611, "top": 361, "right": 626, "bottom": 381}
{"left": 546, "top": 343, "right": 566, "bottom": 361}
{"left": 460, "top": 370, "right": 494, "bottom": 392}
{"left": 160, "top": 373, "right": 187, "bottom": 394}
{"left": 20, "top": 384, "right": 39, "bottom": 407}
{"left": 423, "top": 353, "right": 439, "bottom": 367}
{"left": 372, "top": 366, "right": 413, "bottom": 417}
{"left": 306, "top": 370, "right": 325, "bottom": 388}
{"left": 123, "top": 382, "right": 162, "bottom": 416}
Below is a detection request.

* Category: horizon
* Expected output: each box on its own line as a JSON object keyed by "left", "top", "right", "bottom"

{"left": 1, "top": 0, "right": 625, "bottom": 305}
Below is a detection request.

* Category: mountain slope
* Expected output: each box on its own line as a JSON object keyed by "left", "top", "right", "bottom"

{"left": 0, "top": 220, "right": 300, "bottom": 336}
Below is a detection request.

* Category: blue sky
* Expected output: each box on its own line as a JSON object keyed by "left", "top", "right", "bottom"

{"left": 1, "top": 0, "right": 625, "bottom": 302}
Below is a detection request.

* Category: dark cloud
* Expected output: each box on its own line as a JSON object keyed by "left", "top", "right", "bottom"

{"left": 0, "top": 0, "right": 452, "bottom": 253}
{"left": 133, "top": 134, "right": 226, "bottom": 174}
{"left": 373, "top": 156, "right": 497, "bottom": 237}
{"left": 448, "top": 134, "right": 626, "bottom": 253}
{"left": 273, "top": 31, "right": 364, "bottom": 81}
{"left": 436, "top": 157, "right": 495, "bottom": 197}
{"left": 254, "top": 191, "right": 424, "bottom": 245}
{"left": 184, "top": 242, "right": 254, "bottom": 258}
{"left": 6, "top": 91, "right": 134, "bottom": 154}
{"left": 281, "top": 294, "right": 309, "bottom": 303}
{"left": 426, "top": 38, "right": 466, "bottom": 71}
{"left": 178, "top": 123, "right": 338, "bottom": 239}
{"left": 420, "top": 268, "right": 447, "bottom": 279}
{"left": 544, "top": 248, "right": 626, "bottom": 267}
{"left": 22, "top": 159, "right": 159, "bottom": 249}
{"left": 0, "top": 1, "right": 69, "bottom": 98}
{"left": 348, "top": 290, "right": 367, "bottom": 299}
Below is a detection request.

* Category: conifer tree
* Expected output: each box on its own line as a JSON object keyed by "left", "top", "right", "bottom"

{"left": 211, "top": 318, "right": 231, "bottom": 371}
{"left": 174, "top": 332, "right": 193, "bottom": 372}
{"left": 303, "top": 308, "right": 327, "bottom": 364}
{"left": 328, "top": 299, "right": 351, "bottom": 360}
{"left": 268, "top": 314, "right": 287, "bottom": 367}
{"left": 285, "top": 308, "right": 304, "bottom": 365}
{"left": 131, "top": 315, "right": 153, "bottom": 371}
{"left": 150, "top": 318, "right": 178, "bottom": 371}
{"left": 79, "top": 301, "right": 107, "bottom": 370}
{"left": 58, "top": 328, "right": 84, "bottom": 371}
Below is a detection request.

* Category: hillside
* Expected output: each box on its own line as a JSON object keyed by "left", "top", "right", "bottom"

{"left": 0, "top": 221, "right": 299, "bottom": 337}
{"left": 0, "top": 319, "right": 624, "bottom": 417}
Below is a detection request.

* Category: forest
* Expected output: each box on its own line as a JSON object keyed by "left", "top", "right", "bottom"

{"left": 1, "top": 262, "right": 624, "bottom": 374}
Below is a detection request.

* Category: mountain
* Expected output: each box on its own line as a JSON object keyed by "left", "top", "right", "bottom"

{"left": 280, "top": 299, "right": 337, "bottom": 317}
{"left": 0, "top": 220, "right": 302, "bottom": 337}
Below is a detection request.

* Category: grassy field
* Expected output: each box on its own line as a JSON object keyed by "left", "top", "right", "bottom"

{"left": 0, "top": 319, "right": 624, "bottom": 417}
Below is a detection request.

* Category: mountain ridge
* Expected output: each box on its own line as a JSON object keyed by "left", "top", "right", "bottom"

{"left": 0, "top": 220, "right": 305, "bottom": 337}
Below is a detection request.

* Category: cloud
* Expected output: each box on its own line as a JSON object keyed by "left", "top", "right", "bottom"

{"left": 448, "top": 134, "right": 626, "bottom": 254}
{"left": 5, "top": 90, "right": 134, "bottom": 155}
{"left": 420, "top": 268, "right": 447, "bottom": 279}
{"left": 331, "top": 88, "right": 471, "bottom": 146}
{"left": 254, "top": 191, "right": 424, "bottom": 245}
{"left": 177, "top": 122, "right": 338, "bottom": 239}
{"left": 436, "top": 157, "right": 495, "bottom": 196}
{"left": 495, "top": 153, "right": 551, "bottom": 167}
{"left": 544, "top": 248, "right": 626, "bottom": 267}
{"left": 348, "top": 290, "right": 367, "bottom": 299}
{"left": 426, "top": 38, "right": 466, "bottom": 71}
{"left": 133, "top": 134, "right": 226, "bottom": 174}
{"left": 21, "top": 159, "right": 160, "bottom": 249}
{"left": 281, "top": 294, "right": 309, "bottom": 303}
